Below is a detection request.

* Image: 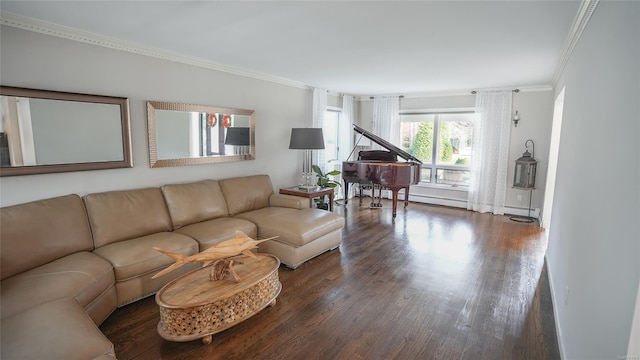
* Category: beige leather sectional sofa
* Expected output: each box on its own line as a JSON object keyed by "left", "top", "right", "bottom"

{"left": 0, "top": 174, "right": 344, "bottom": 360}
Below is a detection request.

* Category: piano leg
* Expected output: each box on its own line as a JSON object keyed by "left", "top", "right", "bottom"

{"left": 391, "top": 189, "right": 399, "bottom": 219}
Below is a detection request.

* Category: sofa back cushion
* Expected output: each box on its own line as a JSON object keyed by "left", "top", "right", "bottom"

{"left": 0, "top": 194, "right": 94, "bottom": 280}
{"left": 84, "top": 187, "right": 172, "bottom": 248}
{"left": 161, "top": 180, "right": 229, "bottom": 229}
{"left": 218, "top": 175, "right": 274, "bottom": 216}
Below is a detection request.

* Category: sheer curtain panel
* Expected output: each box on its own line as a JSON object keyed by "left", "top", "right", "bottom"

{"left": 312, "top": 88, "right": 328, "bottom": 173}
{"left": 372, "top": 96, "right": 400, "bottom": 148}
{"left": 340, "top": 95, "right": 354, "bottom": 198}
{"left": 467, "top": 90, "right": 512, "bottom": 215}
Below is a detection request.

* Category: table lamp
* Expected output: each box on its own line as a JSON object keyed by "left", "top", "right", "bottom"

{"left": 289, "top": 128, "right": 325, "bottom": 189}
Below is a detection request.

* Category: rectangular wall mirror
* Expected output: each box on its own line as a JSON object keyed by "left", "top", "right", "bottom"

{"left": 0, "top": 86, "right": 132, "bottom": 176}
{"left": 147, "top": 101, "right": 255, "bottom": 168}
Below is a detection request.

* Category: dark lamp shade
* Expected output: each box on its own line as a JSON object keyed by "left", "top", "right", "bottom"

{"left": 225, "top": 127, "right": 250, "bottom": 146}
{"left": 289, "top": 128, "right": 325, "bottom": 150}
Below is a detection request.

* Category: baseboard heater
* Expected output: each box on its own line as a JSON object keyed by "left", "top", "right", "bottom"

{"left": 355, "top": 190, "right": 540, "bottom": 220}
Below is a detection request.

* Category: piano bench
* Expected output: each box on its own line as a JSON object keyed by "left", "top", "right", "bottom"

{"left": 252, "top": 208, "right": 345, "bottom": 269}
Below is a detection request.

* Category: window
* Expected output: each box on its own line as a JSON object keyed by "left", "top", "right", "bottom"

{"left": 323, "top": 109, "right": 340, "bottom": 162}
{"left": 320, "top": 108, "right": 344, "bottom": 199}
{"left": 400, "top": 112, "right": 474, "bottom": 187}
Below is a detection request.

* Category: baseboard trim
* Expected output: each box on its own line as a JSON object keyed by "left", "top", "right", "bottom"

{"left": 545, "top": 253, "right": 567, "bottom": 360}
{"left": 408, "top": 193, "right": 541, "bottom": 218}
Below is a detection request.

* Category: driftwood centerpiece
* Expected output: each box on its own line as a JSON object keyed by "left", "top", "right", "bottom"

{"left": 210, "top": 259, "right": 242, "bottom": 282}
{"left": 152, "top": 231, "right": 278, "bottom": 281}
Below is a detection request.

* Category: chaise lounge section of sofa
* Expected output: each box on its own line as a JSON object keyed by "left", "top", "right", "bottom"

{"left": 0, "top": 174, "right": 344, "bottom": 359}
{"left": 220, "top": 175, "right": 344, "bottom": 269}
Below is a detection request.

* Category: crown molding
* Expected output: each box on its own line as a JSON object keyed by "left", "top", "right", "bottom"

{"left": 0, "top": 11, "right": 310, "bottom": 90}
{"left": 551, "top": 0, "right": 599, "bottom": 87}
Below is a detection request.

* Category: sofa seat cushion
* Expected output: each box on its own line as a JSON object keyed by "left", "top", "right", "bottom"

{"left": 93, "top": 232, "right": 198, "bottom": 282}
{"left": 1, "top": 297, "right": 116, "bottom": 360}
{"left": 175, "top": 217, "right": 257, "bottom": 251}
{"left": 0, "top": 251, "right": 114, "bottom": 320}
{"left": 236, "top": 208, "right": 345, "bottom": 247}
{"left": 259, "top": 229, "right": 342, "bottom": 269}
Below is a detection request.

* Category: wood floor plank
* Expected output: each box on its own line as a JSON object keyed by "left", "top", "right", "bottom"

{"left": 100, "top": 200, "right": 560, "bottom": 359}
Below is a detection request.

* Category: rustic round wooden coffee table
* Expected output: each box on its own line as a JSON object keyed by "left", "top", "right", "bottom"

{"left": 155, "top": 253, "right": 281, "bottom": 344}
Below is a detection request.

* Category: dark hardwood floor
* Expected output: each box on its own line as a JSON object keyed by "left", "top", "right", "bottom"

{"left": 100, "top": 199, "right": 560, "bottom": 360}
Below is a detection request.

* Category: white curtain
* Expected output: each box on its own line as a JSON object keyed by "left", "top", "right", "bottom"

{"left": 311, "top": 88, "right": 327, "bottom": 172}
{"left": 339, "top": 94, "right": 354, "bottom": 162}
{"left": 467, "top": 90, "right": 512, "bottom": 215}
{"left": 339, "top": 95, "right": 355, "bottom": 198}
{"left": 371, "top": 96, "right": 400, "bottom": 148}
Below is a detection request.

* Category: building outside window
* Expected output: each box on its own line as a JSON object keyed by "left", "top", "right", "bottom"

{"left": 400, "top": 112, "right": 474, "bottom": 187}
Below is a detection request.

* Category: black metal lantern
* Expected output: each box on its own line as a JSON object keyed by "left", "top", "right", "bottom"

{"left": 513, "top": 140, "right": 537, "bottom": 189}
{"left": 511, "top": 139, "right": 537, "bottom": 223}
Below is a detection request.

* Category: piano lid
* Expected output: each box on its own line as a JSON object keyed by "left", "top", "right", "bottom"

{"left": 353, "top": 124, "right": 422, "bottom": 164}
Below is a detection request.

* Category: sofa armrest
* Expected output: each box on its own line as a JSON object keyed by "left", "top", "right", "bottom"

{"left": 269, "top": 194, "right": 310, "bottom": 209}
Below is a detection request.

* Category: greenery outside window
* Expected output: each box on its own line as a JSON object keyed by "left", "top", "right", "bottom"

{"left": 400, "top": 112, "right": 474, "bottom": 187}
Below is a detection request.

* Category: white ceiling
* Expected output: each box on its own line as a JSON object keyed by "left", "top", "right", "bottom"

{"left": 0, "top": 1, "right": 581, "bottom": 96}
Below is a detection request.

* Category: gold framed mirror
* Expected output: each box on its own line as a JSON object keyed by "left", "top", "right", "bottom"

{"left": 147, "top": 101, "right": 255, "bottom": 168}
{"left": 0, "top": 86, "right": 132, "bottom": 176}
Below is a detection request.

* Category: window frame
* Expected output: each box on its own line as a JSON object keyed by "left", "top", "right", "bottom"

{"left": 400, "top": 108, "right": 475, "bottom": 188}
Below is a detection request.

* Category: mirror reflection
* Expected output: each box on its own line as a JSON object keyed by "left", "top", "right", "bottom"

{"left": 0, "top": 86, "right": 132, "bottom": 176}
{"left": 147, "top": 101, "right": 255, "bottom": 168}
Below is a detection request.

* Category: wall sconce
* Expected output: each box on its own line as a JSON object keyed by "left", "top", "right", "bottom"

{"left": 289, "top": 128, "right": 325, "bottom": 189}
{"left": 513, "top": 110, "right": 521, "bottom": 127}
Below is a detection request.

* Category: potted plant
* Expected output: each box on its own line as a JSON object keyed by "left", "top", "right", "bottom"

{"left": 311, "top": 165, "right": 341, "bottom": 210}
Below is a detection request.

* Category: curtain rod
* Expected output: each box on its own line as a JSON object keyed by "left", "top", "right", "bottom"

{"left": 471, "top": 89, "right": 519, "bottom": 94}
{"left": 369, "top": 95, "right": 405, "bottom": 99}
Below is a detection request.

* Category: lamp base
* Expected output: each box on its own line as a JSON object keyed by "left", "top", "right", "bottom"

{"left": 298, "top": 172, "right": 317, "bottom": 191}
{"left": 509, "top": 215, "right": 535, "bottom": 223}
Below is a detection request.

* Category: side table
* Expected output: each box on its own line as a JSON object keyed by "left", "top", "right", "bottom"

{"left": 279, "top": 186, "right": 335, "bottom": 211}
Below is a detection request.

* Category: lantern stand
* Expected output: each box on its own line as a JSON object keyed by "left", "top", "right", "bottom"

{"left": 510, "top": 139, "right": 537, "bottom": 223}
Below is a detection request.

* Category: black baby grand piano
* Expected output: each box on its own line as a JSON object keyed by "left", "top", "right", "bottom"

{"left": 343, "top": 124, "right": 422, "bottom": 219}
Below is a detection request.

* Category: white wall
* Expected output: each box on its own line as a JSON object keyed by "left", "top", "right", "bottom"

{"left": 509, "top": 91, "right": 553, "bottom": 214}
{"left": 357, "top": 91, "right": 553, "bottom": 215}
{"left": 547, "top": 2, "right": 640, "bottom": 359}
{"left": 0, "top": 26, "right": 311, "bottom": 207}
